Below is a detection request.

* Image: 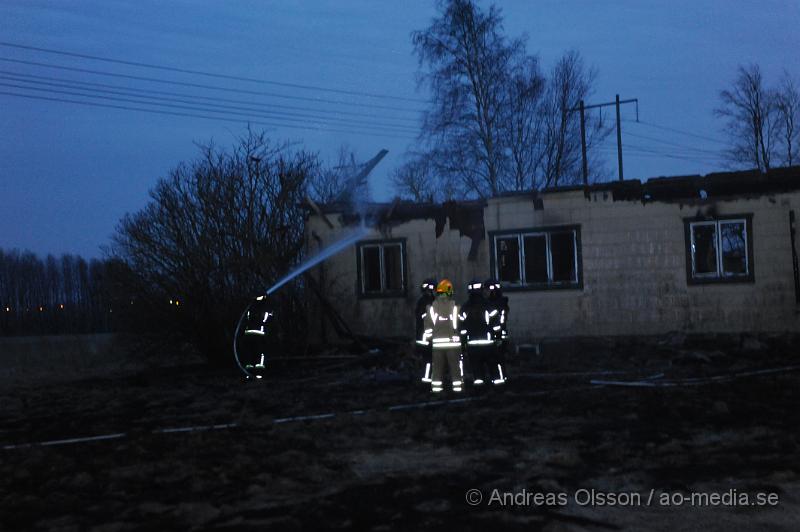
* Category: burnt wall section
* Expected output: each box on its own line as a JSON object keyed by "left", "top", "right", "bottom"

{"left": 306, "top": 167, "right": 800, "bottom": 342}
{"left": 332, "top": 200, "right": 486, "bottom": 261}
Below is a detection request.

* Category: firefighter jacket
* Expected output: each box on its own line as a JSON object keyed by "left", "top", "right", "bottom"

{"left": 460, "top": 294, "right": 495, "bottom": 346}
{"left": 414, "top": 293, "right": 435, "bottom": 345}
{"left": 423, "top": 296, "right": 461, "bottom": 349}
{"left": 486, "top": 295, "right": 509, "bottom": 341}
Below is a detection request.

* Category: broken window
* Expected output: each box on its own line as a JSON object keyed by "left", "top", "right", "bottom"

{"left": 691, "top": 223, "right": 718, "bottom": 276}
{"left": 358, "top": 240, "right": 406, "bottom": 296}
{"left": 523, "top": 235, "right": 548, "bottom": 283}
{"left": 497, "top": 236, "right": 521, "bottom": 284}
{"left": 687, "top": 217, "right": 752, "bottom": 282}
{"left": 492, "top": 227, "right": 581, "bottom": 289}
{"left": 720, "top": 221, "right": 747, "bottom": 275}
{"left": 550, "top": 231, "right": 577, "bottom": 283}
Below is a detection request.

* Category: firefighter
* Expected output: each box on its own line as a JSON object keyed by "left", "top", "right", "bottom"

{"left": 238, "top": 295, "right": 274, "bottom": 380}
{"left": 415, "top": 278, "right": 436, "bottom": 383}
{"left": 485, "top": 279, "right": 509, "bottom": 385}
{"left": 460, "top": 279, "right": 495, "bottom": 386}
{"left": 423, "top": 279, "right": 464, "bottom": 393}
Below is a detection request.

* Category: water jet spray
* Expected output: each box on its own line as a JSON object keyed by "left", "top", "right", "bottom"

{"left": 233, "top": 149, "right": 386, "bottom": 379}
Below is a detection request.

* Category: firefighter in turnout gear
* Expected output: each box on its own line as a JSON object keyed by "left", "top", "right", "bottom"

{"left": 460, "top": 279, "right": 495, "bottom": 386}
{"left": 415, "top": 278, "right": 436, "bottom": 383}
{"left": 485, "top": 279, "right": 509, "bottom": 384}
{"left": 423, "top": 279, "right": 464, "bottom": 393}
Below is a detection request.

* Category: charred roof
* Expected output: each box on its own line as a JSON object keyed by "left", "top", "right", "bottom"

{"left": 312, "top": 166, "right": 800, "bottom": 220}
{"left": 509, "top": 165, "right": 800, "bottom": 203}
{"left": 306, "top": 167, "right": 800, "bottom": 261}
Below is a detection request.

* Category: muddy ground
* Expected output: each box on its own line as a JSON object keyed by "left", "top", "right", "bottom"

{"left": 1, "top": 334, "right": 799, "bottom": 531}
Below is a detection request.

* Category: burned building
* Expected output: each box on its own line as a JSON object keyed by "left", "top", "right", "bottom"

{"left": 305, "top": 167, "right": 800, "bottom": 343}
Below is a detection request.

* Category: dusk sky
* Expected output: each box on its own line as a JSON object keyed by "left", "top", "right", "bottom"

{"left": 2, "top": 1, "right": 799, "bottom": 258}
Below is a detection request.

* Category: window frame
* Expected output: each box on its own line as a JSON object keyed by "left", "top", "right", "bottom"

{"left": 489, "top": 225, "right": 583, "bottom": 292}
{"left": 356, "top": 238, "right": 408, "bottom": 298}
{"left": 684, "top": 214, "right": 754, "bottom": 285}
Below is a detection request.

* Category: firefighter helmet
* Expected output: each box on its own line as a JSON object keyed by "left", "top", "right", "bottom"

{"left": 467, "top": 278, "right": 483, "bottom": 293}
{"left": 436, "top": 278, "right": 454, "bottom": 297}
{"left": 485, "top": 278, "right": 501, "bottom": 297}
{"left": 421, "top": 278, "right": 436, "bottom": 295}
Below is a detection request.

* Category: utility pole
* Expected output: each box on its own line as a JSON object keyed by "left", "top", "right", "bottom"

{"left": 579, "top": 100, "right": 588, "bottom": 186}
{"left": 569, "top": 96, "right": 638, "bottom": 183}
{"left": 615, "top": 94, "right": 624, "bottom": 181}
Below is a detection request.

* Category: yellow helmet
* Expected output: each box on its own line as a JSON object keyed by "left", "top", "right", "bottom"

{"left": 436, "top": 279, "right": 454, "bottom": 297}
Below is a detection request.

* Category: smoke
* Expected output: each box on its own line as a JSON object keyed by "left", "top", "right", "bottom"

{"left": 266, "top": 225, "right": 369, "bottom": 295}
{"left": 264, "top": 149, "right": 385, "bottom": 295}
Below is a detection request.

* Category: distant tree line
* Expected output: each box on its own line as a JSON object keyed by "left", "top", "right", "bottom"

{"left": 0, "top": 249, "right": 121, "bottom": 336}
{"left": 1, "top": 129, "right": 364, "bottom": 357}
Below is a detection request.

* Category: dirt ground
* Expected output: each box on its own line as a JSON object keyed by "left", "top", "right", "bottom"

{"left": 1, "top": 334, "right": 799, "bottom": 531}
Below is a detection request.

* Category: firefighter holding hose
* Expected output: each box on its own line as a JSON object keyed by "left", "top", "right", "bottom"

{"left": 423, "top": 279, "right": 464, "bottom": 393}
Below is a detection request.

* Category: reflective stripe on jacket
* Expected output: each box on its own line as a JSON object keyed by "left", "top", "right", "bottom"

{"left": 423, "top": 296, "right": 461, "bottom": 349}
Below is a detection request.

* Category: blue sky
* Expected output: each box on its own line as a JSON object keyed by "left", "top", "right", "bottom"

{"left": 1, "top": 1, "right": 798, "bottom": 258}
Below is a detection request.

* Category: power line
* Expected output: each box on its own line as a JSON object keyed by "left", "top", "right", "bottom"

{"left": 622, "top": 131, "right": 724, "bottom": 157}
{"left": 0, "top": 57, "right": 426, "bottom": 114}
{"left": 0, "top": 70, "right": 422, "bottom": 124}
{"left": 0, "top": 78, "right": 421, "bottom": 135}
{"left": 0, "top": 91, "right": 418, "bottom": 141}
{"left": 0, "top": 84, "right": 418, "bottom": 138}
{"left": 600, "top": 139, "right": 725, "bottom": 161}
{"left": 625, "top": 143, "right": 727, "bottom": 163}
{"left": 611, "top": 152, "right": 718, "bottom": 165}
{"left": 622, "top": 118, "right": 728, "bottom": 146}
{"left": 0, "top": 41, "right": 430, "bottom": 104}
{"left": 598, "top": 142, "right": 726, "bottom": 165}
{"left": 598, "top": 147, "right": 718, "bottom": 165}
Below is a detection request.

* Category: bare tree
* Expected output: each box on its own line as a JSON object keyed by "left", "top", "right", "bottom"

{"left": 112, "top": 129, "right": 318, "bottom": 361}
{"left": 406, "top": 2, "right": 608, "bottom": 199}
{"left": 308, "top": 144, "right": 364, "bottom": 204}
{"left": 539, "top": 50, "right": 609, "bottom": 187}
{"left": 716, "top": 64, "right": 780, "bottom": 172}
{"left": 390, "top": 153, "right": 438, "bottom": 202}
{"left": 412, "top": 0, "right": 523, "bottom": 198}
{"left": 775, "top": 72, "right": 799, "bottom": 166}
{"left": 502, "top": 54, "right": 546, "bottom": 191}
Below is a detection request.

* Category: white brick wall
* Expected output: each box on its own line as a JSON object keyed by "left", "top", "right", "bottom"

{"left": 306, "top": 190, "right": 800, "bottom": 342}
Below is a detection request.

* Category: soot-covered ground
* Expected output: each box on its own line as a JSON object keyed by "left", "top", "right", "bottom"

{"left": 1, "top": 335, "right": 799, "bottom": 531}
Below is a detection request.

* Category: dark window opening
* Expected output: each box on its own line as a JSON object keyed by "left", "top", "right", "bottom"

{"left": 362, "top": 246, "right": 382, "bottom": 293}
{"left": 358, "top": 240, "right": 406, "bottom": 297}
{"left": 497, "top": 237, "right": 521, "bottom": 284}
{"left": 720, "top": 221, "right": 747, "bottom": 275}
{"left": 492, "top": 227, "right": 581, "bottom": 290}
{"left": 383, "top": 244, "right": 403, "bottom": 291}
{"left": 550, "top": 231, "right": 577, "bottom": 283}
{"left": 523, "top": 235, "right": 548, "bottom": 283}
{"left": 686, "top": 216, "right": 753, "bottom": 284}
{"left": 691, "top": 223, "right": 718, "bottom": 276}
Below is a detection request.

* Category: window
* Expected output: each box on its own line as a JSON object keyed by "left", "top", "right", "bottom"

{"left": 685, "top": 216, "right": 753, "bottom": 284}
{"left": 490, "top": 226, "right": 582, "bottom": 290}
{"left": 357, "top": 239, "right": 406, "bottom": 297}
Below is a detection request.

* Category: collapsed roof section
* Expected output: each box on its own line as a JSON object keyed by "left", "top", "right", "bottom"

{"left": 315, "top": 200, "right": 486, "bottom": 260}
{"left": 496, "top": 165, "right": 800, "bottom": 203}
{"left": 307, "top": 166, "right": 800, "bottom": 260}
